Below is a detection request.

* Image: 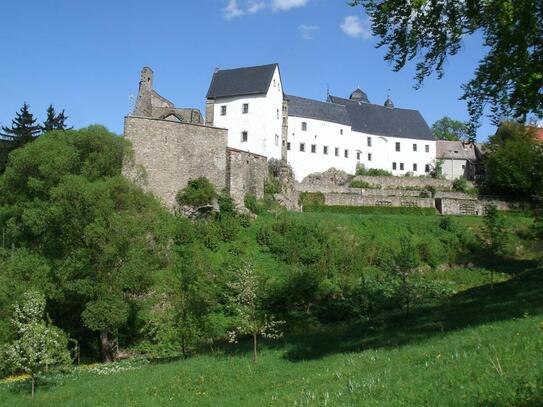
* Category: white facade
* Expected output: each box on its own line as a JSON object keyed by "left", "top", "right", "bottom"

{"left": 287, "top": 116, "right": 436, "bottom": 181}
{"left": 441, "top": 159, "right": 468, "bottom": 180}
{"left": 211, "top": 67, "right": 283, "bottom": 159}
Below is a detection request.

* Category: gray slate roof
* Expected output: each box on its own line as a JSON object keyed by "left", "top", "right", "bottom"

{"left": 292, "top": 94, "right": 434, "bottom": 141}
{"left": 287, "top": 95, "right": 351, "bottom": 126}
{"left": 206, "top": 64, "right": 278, "bottom": 99}
{"left": 437, "top": 140, "right": 478, "bottom": 160}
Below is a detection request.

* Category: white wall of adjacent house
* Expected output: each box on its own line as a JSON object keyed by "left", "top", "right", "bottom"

{"left": 286, "top": 115, "right": 437, "bottom": 181}
{"left": 441, "top": 158, "right": 467, "bottom": 180}
{"left": 211, "top": 67, "right": 284, "bottom": 159}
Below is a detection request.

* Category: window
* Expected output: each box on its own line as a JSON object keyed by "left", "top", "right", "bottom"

{"left": 413, "top": 144, "right": 417, "bottom": 152}
{"left": 311, "top": 144, "right": 317, "bottom": 153}
{"left": 425, "top": 164, "right": 430, "bottom": 173}
{"left": 242, "top": 103, "right": 249, "bottom": 114}
{"left": 220, "top": 105, "right": 227, "bottom": 116}
{"left": 323, "top": 146, "right": 329, "bottom": 155}
{"left": 335, "top": 147, "right": 339, "bottom": 157}
{"left": 368, "top": 153, "right": 372, "bottom": 161}
{"left": 400, "top": 163, "right": 404, "bottom": 171}
{"left": 344, "top": 149, "right": 349, "bottom": 158}
{"left": 367, "top": 137, "right": 372, "bottom": 147}
{"left": 395, "top": 142, "right": 401, "bottom": 152}
{"left": 356, "top": 151, "right": 361, "bottom": 160}
{"left": 299, "top": 143, "right": 305, "bottom": 152}
{"left": 276, "top": 109, "right": 280, "bottom": 119}
{"left": 340, "top": 129, "right": 344, "bottom": 135}
{"left": 393, "top": 162, "right": 397, "bottom": 170}
{"left": 413, "top": 163, "right": 418, "bottom": 172}
{"left": 275, "top": 134, "right": 279, "bottom": 146}
{"left": 287, "top": 142, "right": 291, "bottom": 151}
{"left": 273, "top": 79, "right": 276, "bottom": 87}
{"left": 302, "top": 122, "right": 307, "bottom": 131}
{"left": 425, "top": 144, "right": 430, "bottom": 153}
{"left": 241, "top": 131, "right": 248, "bottom": 142}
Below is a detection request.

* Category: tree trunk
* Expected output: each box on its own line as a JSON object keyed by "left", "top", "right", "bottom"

{"left": 253, "top": 332, "right": 258, "bottom": 363}
{"left": 100, "top": 330, "right": 115, "bottom": 363}
{"left": 31, "top": 374, "right": 35, "bottom": 398}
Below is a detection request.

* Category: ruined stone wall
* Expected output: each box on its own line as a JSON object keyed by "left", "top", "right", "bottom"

{"left": 437, "top": 198, "right": 531, "bottom": 216}
{"left": 123, "top": 116, "right": 228, "bottom": 208}
{"left": 227, "top": 148, "right": 268, "bottom": 206}
{"left": 323, "top": 193, "right": 435, "bottom": 209}
{"left": 351, "top": 176, "right": 453, "bottom": 190}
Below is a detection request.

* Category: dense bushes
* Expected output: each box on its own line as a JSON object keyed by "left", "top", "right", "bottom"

{"left": 355, "top": 166, "right": 393, "bottom": 176}
{"left": 176, "top": 177, "right": 217, "bottom": 207}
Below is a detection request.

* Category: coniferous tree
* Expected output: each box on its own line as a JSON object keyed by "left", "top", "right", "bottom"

{"left": 0, "top": 103, "right": 41, "bottom": 148}
{"left": 42, "top": 105, "right": 71, "bottom": 132}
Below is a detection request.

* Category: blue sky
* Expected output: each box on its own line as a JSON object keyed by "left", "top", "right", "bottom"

{"left": 0, "top": 0, "right": 494, "bottom": 140}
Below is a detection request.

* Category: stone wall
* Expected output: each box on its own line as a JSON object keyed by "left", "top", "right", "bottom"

{"left": 436, "top": 198, "right": 531, "bottom": 216}
{"left": 227, "top": 148, "right": 268, "bottom": 206}
{"left": 351, "top": 175, "right": 453, "bottom": 190}
{"left": 123, "top": 116, "right": 228, "bottom": 208}
{"left": 323, "top": 193, "right": 435, "bottom": 209}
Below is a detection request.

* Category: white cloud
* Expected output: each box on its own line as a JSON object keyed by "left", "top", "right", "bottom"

{"left": 298, "top": 24, "right": 319, "bottom": 40}
{"left": 247, "top": 1, "right": 266, "bottom": 13}
{"left": 340, "top": 15, "right": 372, "bottom": 39}
{"left": 224, "top": 0, "right": 244, "bottom": 20}
{"left": 272, "top": 0, "right": 309, "bottom": 11}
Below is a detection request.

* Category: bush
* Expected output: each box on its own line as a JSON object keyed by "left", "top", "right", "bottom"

{"left": 452, "top": 177, "right": 469, "bottom": 193}
{"left": 355, "top": 165, "right": 393, "bottom": 176}
{"left": 244, "top": 193, "right": 260, "bottom": 214}
{"left": 298, "top": 192, "right": 325, "bottom": 207}
{"left": 176, "top": 177, "right": 217, "bottom": 207}
{"left": 218, "top": 193, "right": 236, "bottom": 214}
{"left": 350, "top": 180, "right": 373, "bottom": 189}
{"left": 425, "top": 185, "right": 437, "bottom": 197}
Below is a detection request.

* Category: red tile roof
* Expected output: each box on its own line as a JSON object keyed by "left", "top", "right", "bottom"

{"left": 535, "top": 128, "right": 543, "bottom": 142}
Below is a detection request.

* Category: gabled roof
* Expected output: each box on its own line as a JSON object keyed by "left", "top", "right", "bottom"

{"left": 437, "top": 140, "right": 478, "bottom": 160}
{"left": 344, "top": 102, "right": 434, "bottom": 141}
{"left": 206, "top": 64, "right": 279, "bottom": 99}
{"left": 287, "top": 95, "right": 351, "bottom": 126}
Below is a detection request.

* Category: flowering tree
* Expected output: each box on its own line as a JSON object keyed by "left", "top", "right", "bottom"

{"left": 1, "top": 290, "right": 71, "bottom": 397}
{"left": 226, "top": 264, "right": 284, "bottom": 362}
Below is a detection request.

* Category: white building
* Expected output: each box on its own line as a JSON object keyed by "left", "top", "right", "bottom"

{"left": 206, "top": 64, "right": 436, "bottom": 181}
{"left": 436, "top": 140, "right": 479, "bottom": 181}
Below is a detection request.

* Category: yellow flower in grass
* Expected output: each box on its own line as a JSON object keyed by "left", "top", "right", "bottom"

{"left": 1, "top": 373, "right": 31, "bottom": 383}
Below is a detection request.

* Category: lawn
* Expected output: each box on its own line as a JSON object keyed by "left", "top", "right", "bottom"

{"left": 2, "top": 265, "right": 541, "bottom": 406}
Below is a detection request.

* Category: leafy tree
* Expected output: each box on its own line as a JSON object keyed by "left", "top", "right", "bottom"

{"left": 42, "top": 105, "right": 71, "bottom": 132}
{"left": 350, "top": 0, "right": 543, "bottom": 131}
{"left": 176, "top": 177, "right": 217, "bottom": 207}
{"left": 482, "top": 122, "right": 543, "bottom": 198}
{"left": 431, "top": 117, "right": 471, "bottom": 141}
{"left": 391, "top": 235, "right": 421, "bottom": 314}
{"left": 226, "top": 263, "right": 284, "bottom": 362}
{"left": 430, "top": 160, "right": 444, "bottom": 179}
{"left": 1, "top": 290, "right": 71, "bottom": 397}
{"left": 482, "top": 204, "right": 508, "bottom": 288}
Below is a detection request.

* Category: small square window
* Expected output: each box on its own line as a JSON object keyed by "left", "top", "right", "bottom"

{"left": 334, "top": 147, "right": 339, "bottom": 157}
{"left": 287, "top": 142, "right": 291, "bottom": 151}
{"left": 425, "top": 145, "right": 430, "bottom": 153}
{"left": 311, "top": 144, "right": 317, "bottom": 153}
{"left": 300, "top": 143, "right": 305, "bottom": 152}
{"left": 241, "top": 131, "right": 248, "bottom": 142}
{"left": 367, "top": 137, "right": 372, "bottom": 147}
{"left": 462, "top": 165, "right": 466, "bottom": 170}
{"left": 393, "top": 162, "right": 397, "bottom": 170}
{"left": 344, "top": 149, "right": 349, "bottom": 158}
{"left": 356, "top": 151, "right": 361, "bottom": 160}
{"left": 221, "top": 105, "right": 227, "bottom": 116}
{"left": 396, "top": 142, "right": 401, "bottom": 152}
{"left": 400, "top": 163, "right": 404, "bottom": 171}
{"left": 368, "top": 153, "right": 372, "bottom": 161}
{"left": 413, "top": 144, "right": 417, "bottom": 152}
{"left": 242, "top": 103, "right": 249, "bottom": 114}
{"left": 323, "top": 146, "right": 329, "bottom": 155}
{"left": 413, "top": 163, "right": 418, "bottom": 172}
{"left": 302, "top": 122, "right": 307, "bottom": 131}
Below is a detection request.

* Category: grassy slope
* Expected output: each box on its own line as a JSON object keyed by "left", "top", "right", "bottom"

{"left": 1, "top": 214, "right": 541, "bottom": 406}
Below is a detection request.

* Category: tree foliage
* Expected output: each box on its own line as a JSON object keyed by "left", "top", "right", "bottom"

{"left": 42, "top": 105, "right": 71, "bottom": 132}
{"left": 350, "top": 0, "right": 543, "bottom": 131}
{"left": 176, "top": 177, "right": 217, "bottom": 207}
{"left": 431, "top": 117, "right": 471, "bottom": 141}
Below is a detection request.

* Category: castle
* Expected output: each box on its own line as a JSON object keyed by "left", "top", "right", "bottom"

{"left": 124, "top": 64, "right": 439, "bottom": 209}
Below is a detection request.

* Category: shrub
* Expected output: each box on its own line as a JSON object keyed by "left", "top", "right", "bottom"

{"left": 355, "top": 165, "right": 393, "bottom": 176}
{"left": 298, "top": 192, "right": 325, "bottom": 207}
{"left": 350, "top": 180, "right": 373, "bottom": 189}
{"left": 176, "top": 177, "right": 216, "bottom": 207}
{"left": 244, "top": 193, "right": 260, "bottom": 214}
{"left": 264, "top": 178, "right": 282, "bottom": 195}
{"left": 425, "top": 185, "right": 437, "bottom": 197}
{"left": 452, "top": 177, "right": 469, "bottom": 193}
{"left": 218, "top": 194, "right": 236, "bottom": 214}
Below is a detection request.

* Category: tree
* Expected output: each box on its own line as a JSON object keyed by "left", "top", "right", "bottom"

{"left": 1, "top": 290, "right": 71, "bottom": 397}
{"left": 0, "top": 103, "right": 41, "bottom": 148}
{"left": 226, "top": 263, "right": 284, "bottom": 362}
{"left": 42, "top": 105, "right": 71, "bottom": 132}
{"left": 350, "top": 0, "right": 543, "bottom": 132}
{"left": 432, "top": 117, "right": 471, "bottom": 141}
{"left": 482, "top": 122, "right": 543, "bottom": 198}
{"left": 482, "top": 204, "right": 508, "bottom": 288}
{"left": 391, "top": 235, "right": 421, "bottom": 314}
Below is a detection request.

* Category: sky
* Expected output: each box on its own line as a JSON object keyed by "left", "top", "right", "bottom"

{"left": 0, "top": 0, "right": 495, "bottom": 140}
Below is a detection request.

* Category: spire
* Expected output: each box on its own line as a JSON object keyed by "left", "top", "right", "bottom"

{"left": 349, "top": 88, "right": 369, "bottom": 103}
{"left": 384, "top": 89, "right": 394, "bottom": 108}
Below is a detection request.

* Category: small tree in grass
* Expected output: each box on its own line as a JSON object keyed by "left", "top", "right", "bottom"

{"left": 482, "top": 204, "right": 508, "bottom": 288}
{"left": 392, "top": 235, "right": 421, "bottom": 315}
{"left": 1, "top": 290, "right": 71, "bottom": 397}
{"left": 226, "top": 263, "right": 284, "bottom": 362}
